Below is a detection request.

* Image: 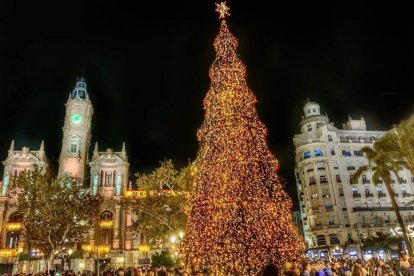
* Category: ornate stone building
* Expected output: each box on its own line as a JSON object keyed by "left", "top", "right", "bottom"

{"left": 0, "top": 78, "right": 148, "bottom": 274}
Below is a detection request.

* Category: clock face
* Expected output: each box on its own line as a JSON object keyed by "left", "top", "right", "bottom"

{"left": 71, "top": 114, "right": 82, "bottom": 124}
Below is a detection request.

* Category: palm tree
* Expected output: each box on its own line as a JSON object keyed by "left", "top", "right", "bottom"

{"left": 353, "top": 143, "right": 414, "bottom": 257}
{"left": 376, "top": 114, "right": 414, "bottom": 175}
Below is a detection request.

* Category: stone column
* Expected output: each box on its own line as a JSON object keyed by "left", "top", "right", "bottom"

{"left": 125, "top": 210, "right": 132, "bottom": 250}
{"left": 112, "top": 205, "right": 120, "bottom": 249}
{"left": 0, "top": 206, "right": 6, "bottom": 248}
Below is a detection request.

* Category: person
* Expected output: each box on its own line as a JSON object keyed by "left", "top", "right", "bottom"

{"left": 338, "top": 262, "right": 351, "bottom": 276}
{"left": 301, "top": 263, "right": 311, "bottom": 276}
{"left": 323, "top": 261, "right": 333, "bottom": 276}
{"left": 263, "top": 264, "right": 279, "bottom": 276}
{"left": 315, "top": 261, "right": 326, "bottom": 276}
{"left": 401, "top": 255, "right": 410, "bottom": 276}
{"left": 407, "top": 257, "right": 414, "bottom": 276}
{"left": 157, "top": 267, "right": 167, "bottom": 276}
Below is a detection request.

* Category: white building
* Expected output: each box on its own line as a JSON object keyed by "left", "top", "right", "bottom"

{"left": 293, "top": 100, "right": 414, "bottom": 260}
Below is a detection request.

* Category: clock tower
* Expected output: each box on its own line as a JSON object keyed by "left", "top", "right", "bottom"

{"left": 58, "top": 77, "right": 93, "bottom": 181}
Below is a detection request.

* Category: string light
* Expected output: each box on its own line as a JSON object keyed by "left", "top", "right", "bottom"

{"left": 182, "top": 3, "right": 305, "bottom": 275}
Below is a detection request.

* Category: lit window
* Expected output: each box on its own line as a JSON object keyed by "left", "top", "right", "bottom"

{"left": 314, "top": 149, "right": 323, "bottom": 157}
{"left": 304, "top": 151, "right": 311, "bottom": 159}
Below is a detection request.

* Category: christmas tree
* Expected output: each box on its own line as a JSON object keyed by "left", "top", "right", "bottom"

{"left": 183, "top": 2, "right": 305, "bottom": 275}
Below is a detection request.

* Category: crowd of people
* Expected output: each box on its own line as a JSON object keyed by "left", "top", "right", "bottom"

{"left": 4, "top": 256, "right": 414, "bottom": 276}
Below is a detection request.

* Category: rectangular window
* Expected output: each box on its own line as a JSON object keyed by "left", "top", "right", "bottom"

{"left": 70, "top": 142, "right": 78, "bottom": 154}
{"left": 304, "top": 151, "right": 311, "bottom": 159}
{"left": 320, "top": 176, "right": 327, "bottom": 184}
{"left": 317, "top": 235, "right": 326, "bottom": 246}
{"left": 354, "top": 150, "right": 363, "bottom": 156}
{"left": 325, "top": 205, "right": 333, "bottom": 211}
{"left": 352, "top": 187, "right": 358, "bottom": 194}
{"left": 336, "top": 175, "right": 341, "bottom": 183}
{"left": 329, "top": 233, "right": 340, "bottom": 244}
{"left": 342, "top": 150, "right": 351, "bottom": 157}
{"left": 362, "top": 175, "right": 370, "bottom": 184}
{"left": 314, "top": 149, "right": 323, "bottom": 157}
{"left": 309, "top": 177, "right": 316, "bottom": 185}
{"left": 328, "top": 135, "right": 333, "bottom": 141}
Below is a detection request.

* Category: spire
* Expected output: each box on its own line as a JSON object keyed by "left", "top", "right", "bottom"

{"left": 8, "top": 140, "right": 15, "bottom": 157}
{"left": 121, "top": 142, "right": 127, "bottom": 160}
{"left": 93, "top": 142, "right": 99, "bottom": 158}
{"left": 40, "top": 140, "right": 45, "bottom": 151}
{"left": 71, "top": 77, "right": 88, "bottom": 101}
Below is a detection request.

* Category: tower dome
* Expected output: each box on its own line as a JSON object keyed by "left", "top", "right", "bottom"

{"left": 303, "top": 99, "right": 321, "bottom": 117}
{"left": 71, "top": 77, "right": 88, "bottom": 100}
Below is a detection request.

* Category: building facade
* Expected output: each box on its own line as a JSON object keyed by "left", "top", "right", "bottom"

{"left": 294, "top": 100, "right": 414, "bottom": 260}
{"left": 0, "top": 78, "right": 148, "bottom": 274}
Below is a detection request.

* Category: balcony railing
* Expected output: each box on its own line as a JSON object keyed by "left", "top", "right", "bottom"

{"left": 353, "top": 206, "right": 414, "bottom": 212}
{"left": 353, "top": 193, "right": 362, "bottom": 198}
{"left": 362, "top": 180, "right": 371, "bottom": 184}
{"left": 393, "top": 193, "right": 399, "bottom": 197}
{"left": 403, "top": 193, "right": 412, "bottom": 198}
{"left": 365, "top": 193, "right": 374, "bottom": 198}
{"left": 378, "top": 193, "right": 386, "bottom": 198}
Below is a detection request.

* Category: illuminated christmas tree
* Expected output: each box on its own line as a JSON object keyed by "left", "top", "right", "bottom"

{"left": 183, "top": 2, "right": 305, "bottom": 274}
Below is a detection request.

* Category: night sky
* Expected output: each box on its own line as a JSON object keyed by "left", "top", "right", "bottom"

{"left": 1, "top": 1, "right": 414, "bottom": 209}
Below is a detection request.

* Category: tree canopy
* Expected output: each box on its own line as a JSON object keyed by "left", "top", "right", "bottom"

{"left": 13, "top": 168, "right": 100, "bottom": 266}
{"left": 122, "top": 160, "right": 192, "bottom": 247}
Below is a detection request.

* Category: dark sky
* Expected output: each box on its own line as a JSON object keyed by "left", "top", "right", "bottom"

{"left": 1, "top": 1, "right": 414, "bottom": 209}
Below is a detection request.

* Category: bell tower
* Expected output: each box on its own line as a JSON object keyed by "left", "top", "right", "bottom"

{"left": 58, "top": 77, "right": 93, "bottom": 181}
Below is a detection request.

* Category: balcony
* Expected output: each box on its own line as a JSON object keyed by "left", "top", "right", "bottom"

{"left": 353, "top": 193, "right": 362, "bottom": 198}
{"left": 378, "top": 193, "right": 386, "bottom": 198}
{"left": 393, "top": 193, "right": 399, "bottom": 197}
{"left": 317, "top": 167, "right": 326, "bottom": 171}
{"left": 5, "top": 222, "right": 23, "bottom": 232}
{"left": 400, "top": 179, "right": 408, "bottom": 184}
{"left": 347, "top": 166, "right": 356, "bottom": 171}
{"left": 403, "top": 193, "right": 412, "bottom": 198}
{"left": 0, "top": 249, "right": 19, "bottom": 257}
{"left": 320, "top": 180, "right": 328, "bottom": 184}
{"left": 362, "top": 180, "right": 371, "bottom": 184}
{"left": 99, "top": 220, "right": 113, "bottom": 229}
{"left": 330, "top": 239, "right": 341, "bottom": 245}
{"left": 353, "top": 206, "right": 414, "bottom": 212}
{"left": 328, "top": 225, "right": 340, "bottom": 229}
{"left": 365, "top": 193, "right": 374, "bottom": 198}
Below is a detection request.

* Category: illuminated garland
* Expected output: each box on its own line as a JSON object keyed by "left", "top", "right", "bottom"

{"left": 182, "top": 2, "right": 305, "bottom": 275}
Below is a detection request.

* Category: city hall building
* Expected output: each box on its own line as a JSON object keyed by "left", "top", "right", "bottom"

{"left": 0, "top": 78, "right": 149, "bottom": 274}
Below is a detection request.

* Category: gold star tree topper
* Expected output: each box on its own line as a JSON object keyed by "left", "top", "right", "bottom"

{"left": 215, "top": 1, "right": 230, "bottom": 19}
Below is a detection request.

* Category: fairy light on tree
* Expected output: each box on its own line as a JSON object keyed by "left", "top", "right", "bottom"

{"left": 183, "top": 2, "right": 305, "bottom": 274}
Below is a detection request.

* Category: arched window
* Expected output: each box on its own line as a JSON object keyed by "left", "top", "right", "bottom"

{"left": 6, "top": 213, "right": 23, "bottom": 249}
{"left": 99, "top": 211, "right": 113, "bottom": 245}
